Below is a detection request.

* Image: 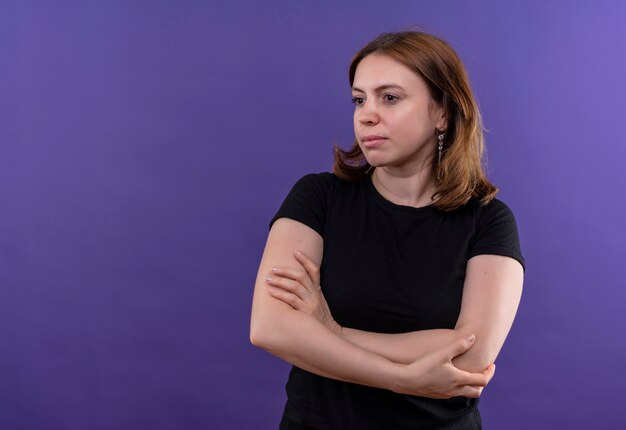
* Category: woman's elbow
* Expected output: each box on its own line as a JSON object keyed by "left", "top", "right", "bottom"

{"left": 250, "top": 291, "right": 283, "bottom": 350}
{"left": 249, "top": 322, "right": 262, "bottom": 348}
{"left": 452, "top": 331, "right": 501, "bottom": 373}
{"left": 250, "top": 310, "right": 291, "bottom": 352}
{"left": 250, "top": 314, "right": 274, "bottom": 350}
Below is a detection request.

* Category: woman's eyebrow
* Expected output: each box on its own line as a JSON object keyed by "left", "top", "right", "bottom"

{"left": 351, "top": 84, "right": 405, "bottom": 93}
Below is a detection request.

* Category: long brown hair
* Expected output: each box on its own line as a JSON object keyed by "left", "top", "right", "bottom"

{"left": 333, "top": 31, "right": 498, "bottom": 211}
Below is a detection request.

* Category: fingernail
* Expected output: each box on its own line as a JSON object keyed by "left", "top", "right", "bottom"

{"left": 271, "top": 267, "right": 278, "bottom": 272}
{"left": 466, "top": 334, "right": 476, "bottom": 343}
{"left": 295, "top": 251, "right": 302, "bottom": 255}
{"left": 266, "top": 275, "right": 272, "bottom": 281}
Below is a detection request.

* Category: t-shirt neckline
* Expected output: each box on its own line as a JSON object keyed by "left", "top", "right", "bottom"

{"left": 365, "top": 174, "right": 438, "bottom": 214}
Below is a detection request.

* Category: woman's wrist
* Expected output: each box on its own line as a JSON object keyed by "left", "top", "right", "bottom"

{"left": 383, "top": 361, "right": 411, "bottom": 394}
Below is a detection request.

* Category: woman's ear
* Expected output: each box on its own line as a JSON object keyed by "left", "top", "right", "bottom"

{"left": 436, "top": 109, "right": 448, "bottom": 131}
{"left": 431, "top": 100, "right": 447, "bottom": 130}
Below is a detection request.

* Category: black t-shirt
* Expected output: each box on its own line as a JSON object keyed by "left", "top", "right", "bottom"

{"left": 270, "top": 172, "right": 525, "bottom": 430}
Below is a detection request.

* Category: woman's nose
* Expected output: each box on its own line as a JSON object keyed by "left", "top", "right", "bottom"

{"left": 357, "top": 100, "right": 380, "bottom": 125}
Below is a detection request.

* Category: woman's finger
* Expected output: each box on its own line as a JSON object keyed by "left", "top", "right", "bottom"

{"left": 455, "top": 369, "right": 489, "bottom": 388}
{"left": 270, "top": 266, "right": 313, "bottom": 290}
{"left": 455, "top": 363, "right": 495, "bottom": 390}
{"left": 294, "top": 251, "right": 321, "bottom": 285}
{"left": 266, "top": 275, "right": 308, "bottom": 300}
{"left": 456, "top": 385, "right": 483, "bottom": 398}
{"left": 446, "top": 334, "right": 476, "bottom": 361}
{"left": 482, "top": 363, "right": 496, "bottom": 385}
{"left": 267, "top": 286, "right": 303, "bottom": 310}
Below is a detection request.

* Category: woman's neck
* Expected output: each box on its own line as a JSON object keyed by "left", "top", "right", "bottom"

{"left": 371, "top": 165, "right": 437, "bottom": 208}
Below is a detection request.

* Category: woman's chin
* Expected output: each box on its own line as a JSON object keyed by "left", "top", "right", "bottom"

{"left": 364, "top": 156, "right": 385, "bottom": 167}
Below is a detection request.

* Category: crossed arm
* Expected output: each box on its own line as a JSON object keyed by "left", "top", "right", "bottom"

{"left": 250, "top": 218, "right": 523, "bottom": 397}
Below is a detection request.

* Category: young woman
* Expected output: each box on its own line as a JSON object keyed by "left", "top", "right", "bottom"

{"left": 250, "top": 31, "right": 524, "bottom": 429}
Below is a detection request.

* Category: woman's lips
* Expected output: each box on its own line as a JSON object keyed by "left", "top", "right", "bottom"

{"left": 361, "top": 136, "right": 387, "bottom": 148}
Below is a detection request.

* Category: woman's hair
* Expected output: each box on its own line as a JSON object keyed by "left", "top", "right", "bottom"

{"left": 333, "top": 31, "right": 498, "bottom": 211}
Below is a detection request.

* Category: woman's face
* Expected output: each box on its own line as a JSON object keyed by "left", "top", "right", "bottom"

{"left": 351, "top": 54, "right": 446, "bottom": 172}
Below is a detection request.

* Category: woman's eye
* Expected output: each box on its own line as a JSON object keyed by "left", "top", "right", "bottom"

{"left": 351, "top": 96, "right": 364, "bottom": 105}
{"left": 384, "top": 94, "right": 398, "bottom": 103}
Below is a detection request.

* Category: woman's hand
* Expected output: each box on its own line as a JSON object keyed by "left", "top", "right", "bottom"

{"left": 265, "top": 251, "right": 342, "bottom": 335}
{"left": 392, "top": 334, "right": 496, "bottom": 398}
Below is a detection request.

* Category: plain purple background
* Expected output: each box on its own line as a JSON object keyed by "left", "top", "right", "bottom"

{"left": 1, "top": 1, "right": 624, "bottom": 429}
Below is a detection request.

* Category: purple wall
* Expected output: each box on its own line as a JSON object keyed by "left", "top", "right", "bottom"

{"left": 1, "top": 1, "right": 624, "bottom": 428}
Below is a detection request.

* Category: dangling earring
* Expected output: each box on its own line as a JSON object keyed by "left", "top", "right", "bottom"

{"left": 437, "top": 130, "right": 446, "bottom": 166}
{"left": 437, "top": 130, "right": 446, "bottom": 181}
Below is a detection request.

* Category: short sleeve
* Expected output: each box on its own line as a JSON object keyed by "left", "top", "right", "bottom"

{"left": 269, "top": 173, "right": 335, "bottom": 238}
{"left": 468, "top": 199, "right": 526, "bottom": 271}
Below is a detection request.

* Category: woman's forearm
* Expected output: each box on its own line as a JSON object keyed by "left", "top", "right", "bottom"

{"left": 252, "top": 308, "right": 403, "bottom": 391}
{"left": 341, "top": 327, "right": 489, "bottom": 372}
{"left": 251, "top": 306, "right": 490, "bottom": 399}
{"left": 340, "top": 328, "right": 490, "bottom": 372}
{"left": 341, "top": 327, "right": 460, "bottom": 365}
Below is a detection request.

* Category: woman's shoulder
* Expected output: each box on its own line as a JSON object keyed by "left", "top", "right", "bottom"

{"left": 295, "top": 171, "right": 341, "bottom": 186}
{"left": 271, "top": 172, "right": 345, "bottom": 236}
{"left": 288, "top": 172, "right": 346, "bottom": 197}
{"left": 465, "top": 196, "right": 525, "bottom": 269}
{"left": 453, "top": 196, "right": 521, "bottom": 238}
{"left": 460, "top": 195, "right": 517, "bottom": 218}
{"left": 476, "top": 196, "right": 518, "bottom": 221}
